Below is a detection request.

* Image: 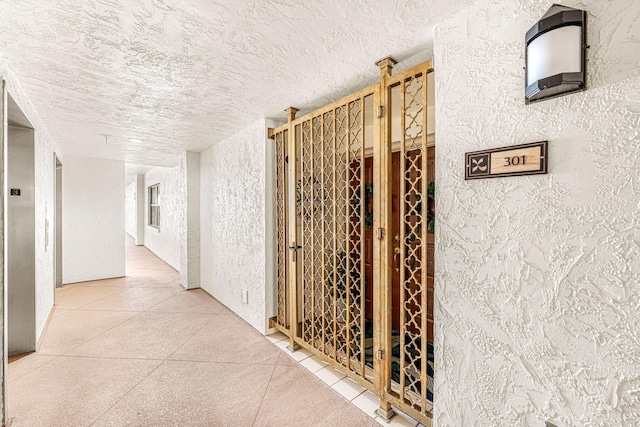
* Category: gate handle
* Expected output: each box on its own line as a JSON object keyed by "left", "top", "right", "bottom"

{"left": 288, "top": 242, "right": 302, "bottom": 262}
{"left": 394, "top": 247, "right": 401, "bottom": 272}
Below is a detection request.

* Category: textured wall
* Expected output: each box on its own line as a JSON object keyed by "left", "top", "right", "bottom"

{"left": 433, "top": 1, "right": 640, "bottom": 426}
{"left": 62, "top": 156, "right": 125, "bottom": 283}
{"left": 144, "top": 165, "right": 184, "bottom": 271}
{"left": 200, "top": 119, "right": 276, "bottom": 333}
{"left": 125, "top": 181, "right": 137, "bottom": 239}
{"left": 1, "top": 57, "right": 59, "bottom": 348}
{"left": 180, "top": 151, "right": 201, "bottom": 289}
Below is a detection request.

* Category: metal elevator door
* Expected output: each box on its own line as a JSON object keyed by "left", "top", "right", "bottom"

{"left": 7, "top": 123, "right": 36, "bottom": 356}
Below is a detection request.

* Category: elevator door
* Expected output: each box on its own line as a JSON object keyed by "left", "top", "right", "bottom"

{"left": 7, "top": 124, "right": 36, "bottom": 356}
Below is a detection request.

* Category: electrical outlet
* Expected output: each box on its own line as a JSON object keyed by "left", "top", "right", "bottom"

{"left": 241, "top": 289, "right": 249, "bottom": 304}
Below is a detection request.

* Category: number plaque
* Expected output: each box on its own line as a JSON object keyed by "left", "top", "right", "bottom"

{"left": 465, "top": 141, "right": 548, "bottom": 180}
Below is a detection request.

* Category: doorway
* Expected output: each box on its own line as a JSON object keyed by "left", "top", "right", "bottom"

{"left": 6, "top": 93, "right": 36, "bottom": 356}
{"left": 270, "top": 59, "right": 435, "bottom": 424}
{"left": 54, "top": 156, "right": 63, "bottom": 290}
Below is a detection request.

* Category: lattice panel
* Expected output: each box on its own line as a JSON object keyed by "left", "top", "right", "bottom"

{"left": 397, "top": 72, "right": 432, "bottom": 413}
{"left": 311, "top": 116, "right": 324, "bottom": 351}
{"left": 334, "top": 106, "right": 348, "bottom": 363}
{"left": 347, "top": 98, "right": 365, "bottom": 374}
{"left": 300, "top": 121, "right": 314, "bottom": 343}
{"left": 322, "top": 110, "right": 335, "bottom": 357}
{"left": 294, "top": 96, "right": 368, "bottom": 380}
{"left": 274, "top": 130, "right": 288, "bottom": 328}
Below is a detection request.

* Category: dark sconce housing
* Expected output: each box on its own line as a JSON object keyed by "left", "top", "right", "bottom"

{"left": 525, "top": 4, "right": 587, "bottom": 104}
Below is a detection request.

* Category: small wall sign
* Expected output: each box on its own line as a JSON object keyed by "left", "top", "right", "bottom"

{"left": 10, "top": 189, "right": 21, "bottom": 196}
{"left": 465, "top": 141, "right": 548, "bottom": 180}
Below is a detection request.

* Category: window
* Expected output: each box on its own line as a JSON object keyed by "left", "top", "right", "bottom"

{"left": 149, "top": 184, "right": 160, "bottom": 228}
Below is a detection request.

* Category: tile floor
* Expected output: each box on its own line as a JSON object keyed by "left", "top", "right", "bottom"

{"left": 7, "top": 236, "right": 421, "bottom": 426}
{"left": 267, "top": 333, "right": 426, "bottom": 427}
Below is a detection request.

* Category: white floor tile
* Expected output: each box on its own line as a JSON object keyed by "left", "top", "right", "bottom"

{"left": 274, "top": 341, "right": 313, "bottom": 362}
{"left": 265, "top": 332, "right": 288, "bottom": 343}
{"left": 351, "top": 390, "right": 380, "bottom": 418}
{"left": 375, "top": 410, "right": 419, "bottom": 426}
{"left": 299, "top": 355, "right": 329, "bottom": 373}
{"left": 332, "top": 377, "right": 365, "bottom": 401}
{"left": 288, "top": 348, "right": 313, "bottom": 362}
{"left": 274, "top": 340, "right": 290, "bottom": 352}
{"left": 314, "top": 366, "right": 346, "bottom": 386}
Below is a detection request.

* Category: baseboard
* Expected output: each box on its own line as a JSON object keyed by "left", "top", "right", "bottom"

{"left": 35, "top": 304, "right": 57, "bottom": 353}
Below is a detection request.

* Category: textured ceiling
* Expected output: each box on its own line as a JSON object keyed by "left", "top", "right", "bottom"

{"left": 0, "top": 0, "right": 474, "bottom": 167}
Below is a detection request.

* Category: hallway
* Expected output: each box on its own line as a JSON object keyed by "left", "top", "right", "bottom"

{"left": 7, "top": 236, "right": 379, "bottom": 426}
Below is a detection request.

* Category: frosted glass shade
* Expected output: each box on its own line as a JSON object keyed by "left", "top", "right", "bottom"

{"left": 527, "top": 25, "right": 582, "bottom": 86}
{"left": 524, "top": 4, "right": 586, "bottom": 104}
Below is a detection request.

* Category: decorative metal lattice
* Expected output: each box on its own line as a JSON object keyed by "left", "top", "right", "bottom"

{"left": 296, "top": 95, "right": 370, "bottom": 381}
{"left": 274, "top": 130, "right": 288, "bottom": 328}
{"left": 395, "top": 71, "right": 433, "bottom": 414}
{"left": 322, "top": 110, "right": 335, "bottom": 357}
{"left": 272, "top": 61, "right": 434, "bottom": 425}
{"left": 347, "top": 98, "right": 365, "bottom": 375}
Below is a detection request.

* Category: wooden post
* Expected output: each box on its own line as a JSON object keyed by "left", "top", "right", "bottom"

{"left": 373, "top": 57, "right": 396, "bottom": 421}
{"left": 285, "top": 107, "right": 301, "bottom": 351}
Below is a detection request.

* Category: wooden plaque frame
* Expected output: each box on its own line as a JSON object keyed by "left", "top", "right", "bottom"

{"left": 465, "top": 141, "right": 548, "bottom": 180}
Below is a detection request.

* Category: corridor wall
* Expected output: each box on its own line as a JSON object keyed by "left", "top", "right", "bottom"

{"left": 62, "top": 156, "right": 125, "bottom": 283}
{"left": 200, "top": 118, "right": 278, "bottom": 334}
{"left": 125, "top": 180, "right": 137, "bottom": 239}
{"left": 143, "top": 164, "right": 184, "bottom": 271}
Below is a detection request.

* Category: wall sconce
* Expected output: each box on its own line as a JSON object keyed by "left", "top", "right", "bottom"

{"left": 525, "top": 4, "right": 587, "bottom": 104}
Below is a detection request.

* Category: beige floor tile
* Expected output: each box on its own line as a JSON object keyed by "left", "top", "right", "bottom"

{"left": 67, "top": 311, "right": 214, "bottom": 359}
{"left": 169, "top": 313, "right": 280, "bottom": 365}
{"left": 79, "top": 286, "right": 181, "bottom": 312}
{"left": 148, "top": 288, "right": 227, "bottom": 314}
{"left": 80, "top": 277, "right": 134, "bottom": 288}
{"left": 91, "top": 360, "right": 275, "bottom": 427}
{"left": 8, "top": 356, "right": 161, "bottom": 427}
{"left": 7, "top": 354, "right": 57, "bottom": 382}
{"left": 254, "top": 364, "right": 379, "bottom": 427}
{"left": 276, "top": 352, "right": 297, "bottom": 366}
{"left": 37, "top": 310, "right": 140, "bottom": 355}
{"left": 115, "top": 275, "right": 182, "bottom": 289}
{"left": 45, "top": 307, "right": 75, "bottom": 321}
{"left": 54, "top": 286, "right": 125, "bottom": 309}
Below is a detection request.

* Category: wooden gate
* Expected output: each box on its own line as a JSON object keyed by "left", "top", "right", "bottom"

{"left": 269, "top": 58, "right": 434, "bottom": 425}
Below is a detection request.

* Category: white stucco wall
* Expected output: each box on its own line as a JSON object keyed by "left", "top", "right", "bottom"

{"left": 62, "top": 156, "right": 125, "bottom": 284}
{"left": 433, "top": 1, "right": 640, "bottom": 426}
{"left": 125, "top": 181, "right": 136, "bottom": 239}
{"left": 144, "top": 165, "right": 184, "bottom": 271}
{"left": 200, "top": 118, "right": 277, "bottom": 334}
{"left": 1, "top": 58, "right": 59, "bottom": 350}
{"left": 180, "top": 151, "right": 201, "bottom": 289}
